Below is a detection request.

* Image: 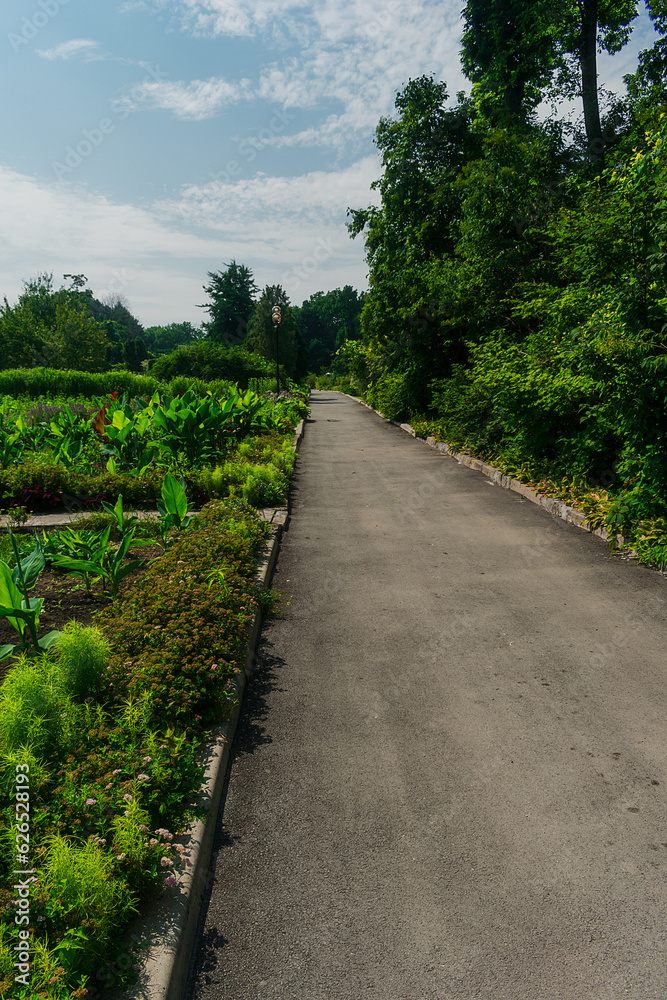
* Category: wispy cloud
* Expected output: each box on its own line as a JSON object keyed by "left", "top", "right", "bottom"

{"left": 36, "top": 39, "right": 101, "bottom": 61}
{"left": 168, "top": 0, "right": 311, "bottom": 38}
{"left": 0, "top": 163, "right": 372, "bottom": 321}
{"left": 158, "top": 154, "right": 381, "bottom": 228}
{"left": 129, "top": 0, "right": 466, "bottom": 146}
{"left": 112, "top": 76, "right": 251, "bottom": 120}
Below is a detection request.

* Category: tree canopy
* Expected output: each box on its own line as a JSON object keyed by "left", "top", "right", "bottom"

{"left": 200, "top": 261, "right": 257, "bottom": 345}
{"left": 244, "top": 285, "right": 309, "bottom": 381}
{"left": 0, "top": 274, "right": 108, "bottom": 372}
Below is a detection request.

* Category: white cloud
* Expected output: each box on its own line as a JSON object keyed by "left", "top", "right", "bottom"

{"left": 131, "top": 0, "right": 466, "bottom": 149}
{"left": 113, "top": 76, "right": 251, "bottom": 120}
{"left": 36, "top": 39, "right": 100, "bottom": 61}
{"left": 175, "top": 0, "right": 311, "bottom": 38}
{"left": 152, "top": 156, "right": 380, "bottom": 298}
{"left": 0, "top": 163, "right": 372, "bottom": 324}
{"left": 157, "top": 155, "right": 380, "bottom": 229}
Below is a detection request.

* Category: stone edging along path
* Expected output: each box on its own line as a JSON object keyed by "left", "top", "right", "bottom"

{"left": 343, "top": 393, "right": 627, "bottom": 550}
{"left": 98, "top": 416, "right": 306, "bottom": 1000}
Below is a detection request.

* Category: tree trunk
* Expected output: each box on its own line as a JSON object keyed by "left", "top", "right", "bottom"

{"left": 580, "top": 0, "right": 603, "bottom": 156}
{"left": 503, "top": 79, "right": 525, "bottom": 114}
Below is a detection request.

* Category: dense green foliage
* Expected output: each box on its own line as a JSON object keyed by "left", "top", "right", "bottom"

{"left": 346, "top": 10, "right": 667, "bottom": 561}
{"left": 292, "top": 287, "right": 365, "bottom": 372}
{"left": 150, "top": 340, "right": 275, "bottom": 387}
{"left": 0, "top": 276, "right": 108, "bottom": 373}
{"left": 0, "top": 498, "right": 272, "bottom": 998}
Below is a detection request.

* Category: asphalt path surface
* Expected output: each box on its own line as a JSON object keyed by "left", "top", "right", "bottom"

{"left": 187, "top": 390, "right": 667, "bottom": 1000}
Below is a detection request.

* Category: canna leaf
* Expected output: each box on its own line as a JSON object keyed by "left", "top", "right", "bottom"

{"left": 161, "top": 473, "right": 188, "bottom": 523}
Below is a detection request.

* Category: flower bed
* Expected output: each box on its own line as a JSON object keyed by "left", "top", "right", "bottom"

{"left": 0, "top": 498, "right": 271, "bottom": 998}
{"left": 0, "top": 382, "right": 308, "bottom": 999}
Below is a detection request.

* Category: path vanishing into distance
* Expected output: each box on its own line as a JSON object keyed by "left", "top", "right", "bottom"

{"left": 186, "top": 390, "right": 667, "bottom": 1000}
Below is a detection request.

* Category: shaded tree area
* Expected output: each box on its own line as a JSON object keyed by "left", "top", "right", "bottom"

{"left": 244, "top": 285, "right": 309, "bottom": 382}
{"left": 199, "top": 261, "right": 257, "bottom": 346}
{"left": 292, "top": 286, "right": 365, "bottom": 372}
{"left": 0, "top": 274, "right": 108, "bottom": 372}
{"left": 345, "top": 2, "right": 667, "bottom": 551}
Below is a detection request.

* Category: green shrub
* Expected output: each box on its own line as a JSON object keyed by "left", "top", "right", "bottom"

{"left": 242, "top": 464, "right": 288, "bottom": 506}
{"left": 55, "top": 623, "right": 110, "bottom": 701}
{"left": 110, "top": 796, "right": 152, "bottom": 868}
{"left": 366, "top": 371, "right": 412, "bottom": 422}
{"left": 0, "top": 656, "right": 67, "bottom": 754}
{"left": 151, "top": 342, "right": 275, "bottom": 388}
{"left": 39, "top": 835, "right": 137, "bottom": 949}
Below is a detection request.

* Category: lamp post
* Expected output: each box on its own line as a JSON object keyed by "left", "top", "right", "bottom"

{"left": 271, "top": 305, "right": 281, "bottom": 396}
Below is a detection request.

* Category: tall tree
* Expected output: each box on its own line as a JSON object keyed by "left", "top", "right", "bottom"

{"left": 462, "top": 1, "right": 640, "bottom": 152}
{"left": 348, "top": 78, "right": 481, "bottom": 397}
{"left": 461, "top": 0, "right": 558, "bottom": 115}
{"left": 553, "top": 0, "right": 638, "bottom": 153}
{"left": 200, "top": 261, "right": 257, "bottom": 345}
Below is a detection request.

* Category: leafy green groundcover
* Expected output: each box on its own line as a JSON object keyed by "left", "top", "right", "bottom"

{"left": 0, "top": 383, "right": 308, "bottom": 511}
{"left": 0, "top": 498, "right": 269, "bottom": 999}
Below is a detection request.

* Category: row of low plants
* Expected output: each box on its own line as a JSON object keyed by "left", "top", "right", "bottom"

{"left": 0, "top": 495, "right": 270, "bottom": 998}
{"left": 0, "top": 380, "right": 308, "bottom": 513}
{"left": 0, "top": 381, "right": 308, "bottom": 998}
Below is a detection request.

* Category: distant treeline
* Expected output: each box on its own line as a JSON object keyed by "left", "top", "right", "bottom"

{"left": 0, "top": 269, "right": 365, "bottom": 382}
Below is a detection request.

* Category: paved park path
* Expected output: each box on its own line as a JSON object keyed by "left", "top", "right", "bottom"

{"left": 187, "top": 390, "right": 667, "bottom": 1000}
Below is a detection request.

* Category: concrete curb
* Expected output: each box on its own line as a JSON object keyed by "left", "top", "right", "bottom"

{"left": 104, "top": 418, "right": 307, "bottom": 1000}
{"left": 341, "top": 392, "right": 625, "bottom": 550}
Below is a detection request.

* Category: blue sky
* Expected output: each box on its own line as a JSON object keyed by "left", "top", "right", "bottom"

{"left": 0, "top": 1, "right": 659, "bottom": 327}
